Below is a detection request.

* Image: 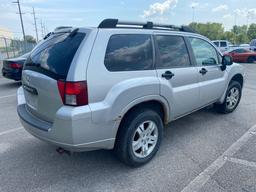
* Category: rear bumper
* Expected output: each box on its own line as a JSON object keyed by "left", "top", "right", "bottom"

{"left": 2, "top": 68, "right": 22, "bottom": 81}
{"left": 17, "top": 87, "right": 115, "bottom": 152}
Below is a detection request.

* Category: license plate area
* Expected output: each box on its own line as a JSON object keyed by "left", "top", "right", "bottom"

{"left": 24, "top": 85, "right": 38, "bottom": 110}
{"left": 26, "top": 93, "right": 38, "bottom": 110}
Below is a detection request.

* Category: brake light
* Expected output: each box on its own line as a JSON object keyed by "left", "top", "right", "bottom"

{"left": 57, "top": 80, "right": 88, "bottom": 106}
{"left": 10, "top": 63, "right": 22, "bottom": 69}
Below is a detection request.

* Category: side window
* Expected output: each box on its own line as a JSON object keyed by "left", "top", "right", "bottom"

{"left": 232, "top": 49, "right": 244, "bottom": 53}
{"left": 104, "top": 34, "right": 153, "bottom": 71}
{"left": 238, "top": 49, "right": 246, "bottom": 53}
{"left": 189, "top": 37, "right": 219, "bottom": 66}
{"left": 155, "top": 35, "right": 191, "bottom": 68}
{"left": 220, "top": 41, "right": 227, "bottom": 47}
{"left": 213, "top": 42, "right": 219, "bottom": 47}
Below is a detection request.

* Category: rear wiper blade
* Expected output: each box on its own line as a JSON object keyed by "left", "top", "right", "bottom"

{"left": 68, "top": 28, "right": 79, "bottom": 38}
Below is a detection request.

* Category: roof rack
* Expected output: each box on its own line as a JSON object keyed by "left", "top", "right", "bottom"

{"left": 98, "top": 18, "right": 196, "bottom": 33}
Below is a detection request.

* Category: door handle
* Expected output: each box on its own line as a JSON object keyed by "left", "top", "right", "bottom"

{"left": 162, "top": 71, "right": 175, "bottom": 80}
{"left": 199, "top": 68, "right": 208, "bottom": 75}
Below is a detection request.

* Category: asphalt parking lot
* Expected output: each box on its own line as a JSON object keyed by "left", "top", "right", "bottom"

{"left": 0, "top": 64, "right": 256, "bottom": 192}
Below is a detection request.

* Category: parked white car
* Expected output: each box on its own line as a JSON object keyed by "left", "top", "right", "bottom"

{"left": 212, "top": 40, "right": 233, "bottom": 52}
{"left": 250, "top": 39, "right": 256, "bottom": 51}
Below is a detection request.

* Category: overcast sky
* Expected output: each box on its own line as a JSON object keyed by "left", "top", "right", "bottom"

{"left": 0, "top": 0, "right": 256, "bottom": 39}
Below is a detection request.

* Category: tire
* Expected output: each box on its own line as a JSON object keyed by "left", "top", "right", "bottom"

{"left": 115, "top": 108, "right": 164, "bottom": 167}
{"left": 247, "top": 56, "right": 256, "bottom": 63}
{"left": 214, "top": 81, "right": 242, "bottom": 114}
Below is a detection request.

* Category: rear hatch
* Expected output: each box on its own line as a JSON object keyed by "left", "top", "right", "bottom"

{"left": 22, "top": 29, "right": 86, "bottom": 122}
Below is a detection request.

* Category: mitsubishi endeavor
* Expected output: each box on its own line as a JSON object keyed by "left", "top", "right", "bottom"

{"left": 17, "top": 19, "right": 244, "bottom": 166}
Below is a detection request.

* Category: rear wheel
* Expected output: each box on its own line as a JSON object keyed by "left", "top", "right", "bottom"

{"left": 115, "top": 108, "right": 164, "bottom": 167}
{"left": 215, "top": 81, "right": 242, "bottom": 114}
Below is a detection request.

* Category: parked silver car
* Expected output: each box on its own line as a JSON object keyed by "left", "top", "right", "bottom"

{"left": 17, "top": 19, "right": 244, "bottom": 166}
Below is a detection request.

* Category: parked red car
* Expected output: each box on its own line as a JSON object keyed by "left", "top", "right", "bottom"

{"left": 224, "top": 48, "right": 256, "bottom": 63}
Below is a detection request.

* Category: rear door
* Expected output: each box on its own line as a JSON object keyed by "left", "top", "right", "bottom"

{"left": 154, "top": 34, "right": 200, "bottom": 119}
{"left": 188, "top": 37, "right": 226, "bottom": 106}
{"left": 22, "top": 31, "right": 86, "bottom": 122}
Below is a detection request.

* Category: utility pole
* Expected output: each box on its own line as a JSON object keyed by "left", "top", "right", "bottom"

{"left": 13, "top": 0, "right": 26, "bottom": 41}
{"left": 32, "top": 7, "right": 39, "bottom": 42}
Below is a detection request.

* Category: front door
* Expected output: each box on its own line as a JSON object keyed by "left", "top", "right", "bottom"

{"left": 154, "top": 34, "right": 200, "bottom": 119}
{"left": 188, "top": 37, "right": 226, "bottom": 107}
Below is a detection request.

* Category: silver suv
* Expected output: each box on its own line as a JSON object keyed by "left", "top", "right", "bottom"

{"left": 17, "top": 19, "right": 244, "bottom": 166}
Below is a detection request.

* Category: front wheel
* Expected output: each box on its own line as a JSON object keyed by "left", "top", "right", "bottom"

{"left": 115, "top": 108, "right": 164, "bottom": 167}
{"left": 214, "top": 81, "right": 242, "bottom": 114}
{"left": 247, "top": 56, "right": 256, "bottom": 63}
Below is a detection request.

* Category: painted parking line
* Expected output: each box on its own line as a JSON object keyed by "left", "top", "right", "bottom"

{"left": 226, "top": 157, "right": 256, "bottom": 168}
{"left": 0, "top": 94, "right": 16, "bottom": 99}
{"left": 181, "top": 124, "right": 256, "bottom": 192}
{"left": 0, "top": 127, "right": 23, "bottom": 137}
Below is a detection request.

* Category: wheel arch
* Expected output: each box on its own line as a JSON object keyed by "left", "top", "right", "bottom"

{"left": 230, "top": 73, "right": 244, "bottom": 88}
{"left": 219, "top": 73, "right": 244, "bottom": 104}
{"left": 114, "top": 98, "right": 169, "bottom": 148}
{"left": 122, "top": 100, "right": 169, "bottom": 124}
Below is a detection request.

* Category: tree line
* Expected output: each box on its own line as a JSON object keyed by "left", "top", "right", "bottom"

{"left": 189, "top": 22, "right": 256, "bottom": 45}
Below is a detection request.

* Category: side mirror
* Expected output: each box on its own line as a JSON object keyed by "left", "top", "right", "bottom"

{"left": 221, "top": 55, "right": 233, "bottom": 70}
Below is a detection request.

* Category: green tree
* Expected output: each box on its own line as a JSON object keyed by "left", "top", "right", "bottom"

{"left": 231, "top": 25, "right": 249, "bottom": 44}
{"left": 236, "top": 34, "right": 249, "bottom": 44}
{"left": 231, "top": 25, "right": 247, "bottom": 35}
{"left": 24, "top": 35, "right": 36, "bottom": 43}
{"left": 222, "top": 31, "right": 236, "bottom": 44}
{"left": 189, "top": 22, "right": 224, "bottom": 40}
{"left": 247, "top": 24, "right": 256, "bottom": 41}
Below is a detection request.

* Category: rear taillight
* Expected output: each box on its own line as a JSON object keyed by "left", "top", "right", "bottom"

{"left": 57, "top": 80, "right": 88, "bottom": 106}
{"left": 10, "top": 63, "right": 22, "bottom": 69}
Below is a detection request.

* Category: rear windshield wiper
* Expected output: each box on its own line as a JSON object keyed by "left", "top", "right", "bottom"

{"left": 68, "top": 28, "right": 79, "bottom": 38}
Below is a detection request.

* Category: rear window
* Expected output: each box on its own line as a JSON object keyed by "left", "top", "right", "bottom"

{"left": 104, "top": 34, "right": 153, "bottom": 71}
{"left": 24, "top": 32, "right": 85, "bottom": 80}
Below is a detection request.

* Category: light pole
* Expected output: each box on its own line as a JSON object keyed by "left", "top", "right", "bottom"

{"left": 192, "top": 6, "right": 196, "bottom": 23}
{"left": 234, "top": 12, "right": 237, "bottom": 45}
{"left": 12, "top": 0, "right": 26, "bottom": 41}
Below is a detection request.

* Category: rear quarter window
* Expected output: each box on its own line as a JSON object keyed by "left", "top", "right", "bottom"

{"left": 104, "top": 34, "right": 153, "bottom": 71}
{"left": 24, "top": 32, "right": 85, "bottom": 80}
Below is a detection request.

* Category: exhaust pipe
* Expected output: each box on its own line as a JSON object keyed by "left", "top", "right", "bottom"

{"left": 56, "top": 147, "right": 71, "bottom": 156}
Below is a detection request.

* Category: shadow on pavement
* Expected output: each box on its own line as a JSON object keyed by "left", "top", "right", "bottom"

{"left": 0, "top": 81, "right": 21, "bottom": 89}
